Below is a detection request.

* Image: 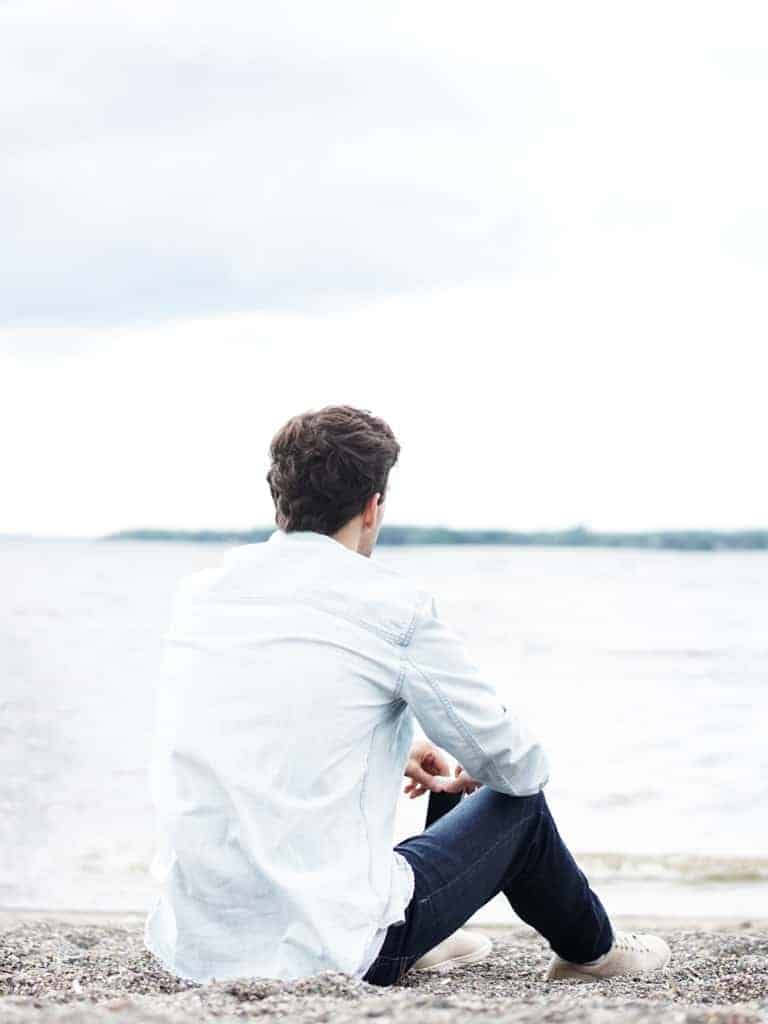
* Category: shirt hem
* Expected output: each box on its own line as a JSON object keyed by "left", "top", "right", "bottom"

{"left": 354, "top": 851, "right": 416, "bottom": 980}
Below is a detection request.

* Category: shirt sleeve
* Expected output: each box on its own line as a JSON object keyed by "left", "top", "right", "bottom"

{"left": 398, "top": 591, "right": 550, "bottom": 796}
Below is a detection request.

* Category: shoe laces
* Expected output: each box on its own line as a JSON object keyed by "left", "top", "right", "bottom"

{"left": 612, "top": 930, "right": 653, "bottom": 954}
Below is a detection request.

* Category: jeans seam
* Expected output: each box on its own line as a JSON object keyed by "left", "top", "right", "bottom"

{"left": 412, "top": 810, "right": 538, "bottom": 903}
{"left": 396, "top": 955, "right": 412, "bottom": 983}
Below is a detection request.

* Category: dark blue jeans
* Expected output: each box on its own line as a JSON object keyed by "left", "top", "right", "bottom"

{"left": 362, "top": 787, "right": 614, "bottom": 986}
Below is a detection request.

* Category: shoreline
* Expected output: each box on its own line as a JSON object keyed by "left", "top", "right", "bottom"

{"left": 1, "top": 912, "right": 766, "bottom": 1023}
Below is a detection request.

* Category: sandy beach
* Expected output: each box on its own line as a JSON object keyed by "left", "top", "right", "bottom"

{"left": 1, "top": 910, "right": 766, "bottom": 1023}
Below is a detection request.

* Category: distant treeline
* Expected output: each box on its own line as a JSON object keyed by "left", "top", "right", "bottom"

{"left": 103, "top": 525, "right": 768, "bottom": 551}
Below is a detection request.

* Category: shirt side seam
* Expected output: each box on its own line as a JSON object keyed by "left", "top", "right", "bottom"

{"left": 358, "top": 717, "right": 385, "bottom": 908}
{"left": 392, "top": 655, "right": 408, "bottom": 703}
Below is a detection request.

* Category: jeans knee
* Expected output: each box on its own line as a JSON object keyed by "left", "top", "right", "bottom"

{"left": 512, "top": 789, "right": 549, "bottom": 839}
{"left": 528, "top": 787, "right": 549, "bottom": 815}
{"left": 490, "top": 787, "right": 545, "bottom": 827}
{"left": 510, "top": 788, "right": 545, "bottom": 813}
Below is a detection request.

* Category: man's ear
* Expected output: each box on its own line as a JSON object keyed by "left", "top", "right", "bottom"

{"left": 364, "top": 492, "right": 381, "bottom": 526}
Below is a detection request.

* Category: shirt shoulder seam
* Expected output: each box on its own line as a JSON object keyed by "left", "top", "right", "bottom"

{"left": 205, "top": 592, "right": 406, "bottom": 647}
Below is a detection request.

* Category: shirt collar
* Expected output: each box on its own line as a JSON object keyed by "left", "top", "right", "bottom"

{"left": 268, "top": 528, "right": 352, "bottom": 554}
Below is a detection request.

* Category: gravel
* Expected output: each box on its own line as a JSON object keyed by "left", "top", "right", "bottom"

{"left": 1, "top": 914, "right": 766, "bottom": 1023}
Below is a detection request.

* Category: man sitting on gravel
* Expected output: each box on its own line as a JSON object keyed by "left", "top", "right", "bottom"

{"left": 144, "top": 404, "right": 671, "bottom": 987}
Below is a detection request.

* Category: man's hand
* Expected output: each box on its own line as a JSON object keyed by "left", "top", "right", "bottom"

{"left": 403, "top": 738, "right": 483, "bottom": 799}
{"left": 442, "top": 763, "right": 482, "bottom": 796}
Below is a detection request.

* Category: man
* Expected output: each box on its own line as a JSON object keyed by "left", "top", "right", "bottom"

{"left": 144, "top": 404, "right": 670, "bottom": 986}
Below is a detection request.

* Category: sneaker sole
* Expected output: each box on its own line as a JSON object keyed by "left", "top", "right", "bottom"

{"left": 545, "top": 947, "right": 672, "bottom": 982}
{"left": 414, "top": 937, "right": 493, "bottom": 972}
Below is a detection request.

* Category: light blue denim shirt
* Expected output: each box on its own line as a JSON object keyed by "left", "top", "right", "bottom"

{"left": 144, "top": 528, "right": 549, "bottom": 983}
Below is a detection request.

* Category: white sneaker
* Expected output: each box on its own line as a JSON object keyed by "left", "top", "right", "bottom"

{"left": 413, "top": 928, "right": 493, "bottom": 972}
{"left": 545, "top": 929, "right": 671, "bottom": 982}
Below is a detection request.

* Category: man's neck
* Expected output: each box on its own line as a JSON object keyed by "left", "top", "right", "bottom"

{"left": 332, "top": 523, "right": 363, "bottom": 553}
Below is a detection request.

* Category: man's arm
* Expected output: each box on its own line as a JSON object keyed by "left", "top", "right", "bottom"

{"left": 398, "top": 592, "right": 549, "bottom": 797}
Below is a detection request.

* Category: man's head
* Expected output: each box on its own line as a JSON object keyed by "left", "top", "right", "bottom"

{"left": 266, "top": 404, "right": 400, "bottom": 557}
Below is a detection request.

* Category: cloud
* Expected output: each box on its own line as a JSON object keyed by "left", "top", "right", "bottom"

{"left": 4, "top": 2, "right": 767, "bottom": 330}
{"left": 1, "top": 2, "right": 561, "bottom": 327}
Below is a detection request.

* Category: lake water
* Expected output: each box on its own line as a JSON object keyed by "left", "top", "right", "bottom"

{"left": 2, "top": 537, "right": 766, "bottom": 921}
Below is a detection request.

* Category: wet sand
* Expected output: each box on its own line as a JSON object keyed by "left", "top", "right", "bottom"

{"left": 1, "top": 910, "right": 766, "bottom": 1023}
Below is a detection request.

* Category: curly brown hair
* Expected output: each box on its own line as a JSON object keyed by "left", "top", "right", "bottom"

{"left": 266, "top": 405, "right": 401, "bottom": 535}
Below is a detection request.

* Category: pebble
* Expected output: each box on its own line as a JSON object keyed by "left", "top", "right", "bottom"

{"left": 0, "top": 919, "right": 766, "bottom": 1023}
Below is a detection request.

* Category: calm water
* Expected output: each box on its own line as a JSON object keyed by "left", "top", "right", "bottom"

{"left": 2, "top": 538, "right": 766, "bottom": 919}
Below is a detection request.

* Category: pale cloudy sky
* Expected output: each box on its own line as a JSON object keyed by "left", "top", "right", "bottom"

{"left": 1, "top": 1, "right": 766, "bottom": 536}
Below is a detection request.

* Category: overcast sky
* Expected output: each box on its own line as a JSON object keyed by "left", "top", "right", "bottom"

{"left": 1, "top": 2, "right": 766, "bottom": 537}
